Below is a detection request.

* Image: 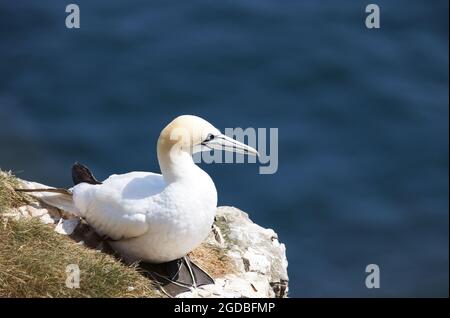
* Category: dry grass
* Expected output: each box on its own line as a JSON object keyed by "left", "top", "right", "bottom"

{"left": 190, "top": 243, "right": 236, "bottom": 278}
{"left": 0, "top": 218, "right": 163, "bottom": 297}
{"left": 0, "top": 171, "right": 30, "bottom": 212}
{"left": 0, "top": 170, "right": 162, "bottom": 298}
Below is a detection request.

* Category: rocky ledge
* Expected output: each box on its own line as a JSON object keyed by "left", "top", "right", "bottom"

{"left": 6, "top": 178, "right": 289, "bottom": 298}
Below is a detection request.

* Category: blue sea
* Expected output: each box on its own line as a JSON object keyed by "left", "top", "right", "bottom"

{"left": 0, "top": 1, "right": 448, "bottom": 297}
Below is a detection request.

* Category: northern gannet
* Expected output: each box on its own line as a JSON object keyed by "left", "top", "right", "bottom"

{"left": 16, "top": 115, "right": 258, "bottom": 296}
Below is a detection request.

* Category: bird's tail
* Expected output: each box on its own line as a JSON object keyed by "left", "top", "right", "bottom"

{"left": 14, "top": 162, "right": 100, "bottom": 216}
{"left": 14, "top": 186, "right": 80, "bottom": 216}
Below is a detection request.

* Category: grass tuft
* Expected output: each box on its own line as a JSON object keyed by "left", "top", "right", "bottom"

{"left": 0, "top": 171, "right": 30, "bottom": 214}
{"left": 0, "top": 218, "right": 162, "bottom": 297}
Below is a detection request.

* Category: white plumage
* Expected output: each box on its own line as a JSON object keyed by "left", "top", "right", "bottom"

{"left": 72, "top": 169, "right": 217, "bottom": 262}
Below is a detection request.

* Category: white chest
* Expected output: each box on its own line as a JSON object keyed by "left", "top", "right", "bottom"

{"left": 112, "top": 172, "right": 218, "bottom": 263}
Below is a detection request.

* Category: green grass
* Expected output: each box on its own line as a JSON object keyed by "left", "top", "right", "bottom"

{"left": 0, "top": 170, "right": 162, "bottom": 298}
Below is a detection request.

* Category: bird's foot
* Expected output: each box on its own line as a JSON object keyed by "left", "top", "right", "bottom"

{"left": 140, "top": 256, "right": 214, "bottom": 297}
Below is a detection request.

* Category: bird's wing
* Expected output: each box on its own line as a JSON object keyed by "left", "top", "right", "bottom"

{"left": 72, "top": 171, "right": 166, "bottom": 240}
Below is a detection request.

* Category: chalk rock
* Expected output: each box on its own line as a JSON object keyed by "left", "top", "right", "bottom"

{"left": 178, "top": 207, "right": 289, "bottom": 298}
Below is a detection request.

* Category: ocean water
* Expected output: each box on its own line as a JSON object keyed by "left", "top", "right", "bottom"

{"left": 0, "top": 1, "right": 448, "bottom": 297}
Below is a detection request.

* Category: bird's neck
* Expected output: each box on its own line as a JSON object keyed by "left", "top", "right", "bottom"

{"left": 157, "top": 140, "right": 199, "bottom": 184}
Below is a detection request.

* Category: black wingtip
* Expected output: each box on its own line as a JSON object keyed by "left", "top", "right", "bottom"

{"left": 71, "top": 162, "right": 102, "bottom": 185}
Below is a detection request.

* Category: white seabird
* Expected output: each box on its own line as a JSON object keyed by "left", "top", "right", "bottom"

{"left": 17, "top": 115, "right": 258, "bottom": 295}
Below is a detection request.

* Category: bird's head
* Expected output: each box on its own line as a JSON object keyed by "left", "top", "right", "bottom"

{"left": 157, "top": 115, "right": 259, "bottom": 158}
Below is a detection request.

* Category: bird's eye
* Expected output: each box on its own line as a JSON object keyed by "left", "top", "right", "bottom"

{"left": 204, "top": 134, "right": 214, "bottom": 142}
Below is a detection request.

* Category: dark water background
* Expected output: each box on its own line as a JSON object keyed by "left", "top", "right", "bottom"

{"left": 0, "top": 1, "right": 448, "bottom": 297}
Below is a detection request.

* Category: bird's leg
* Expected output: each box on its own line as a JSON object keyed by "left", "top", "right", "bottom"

{"left": 183, "top": 256, "right": 197, "bottom": 288}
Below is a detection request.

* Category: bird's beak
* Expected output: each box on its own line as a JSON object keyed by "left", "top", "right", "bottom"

{"left": 203, "top": 134, "right": 259, "bottom": 157}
